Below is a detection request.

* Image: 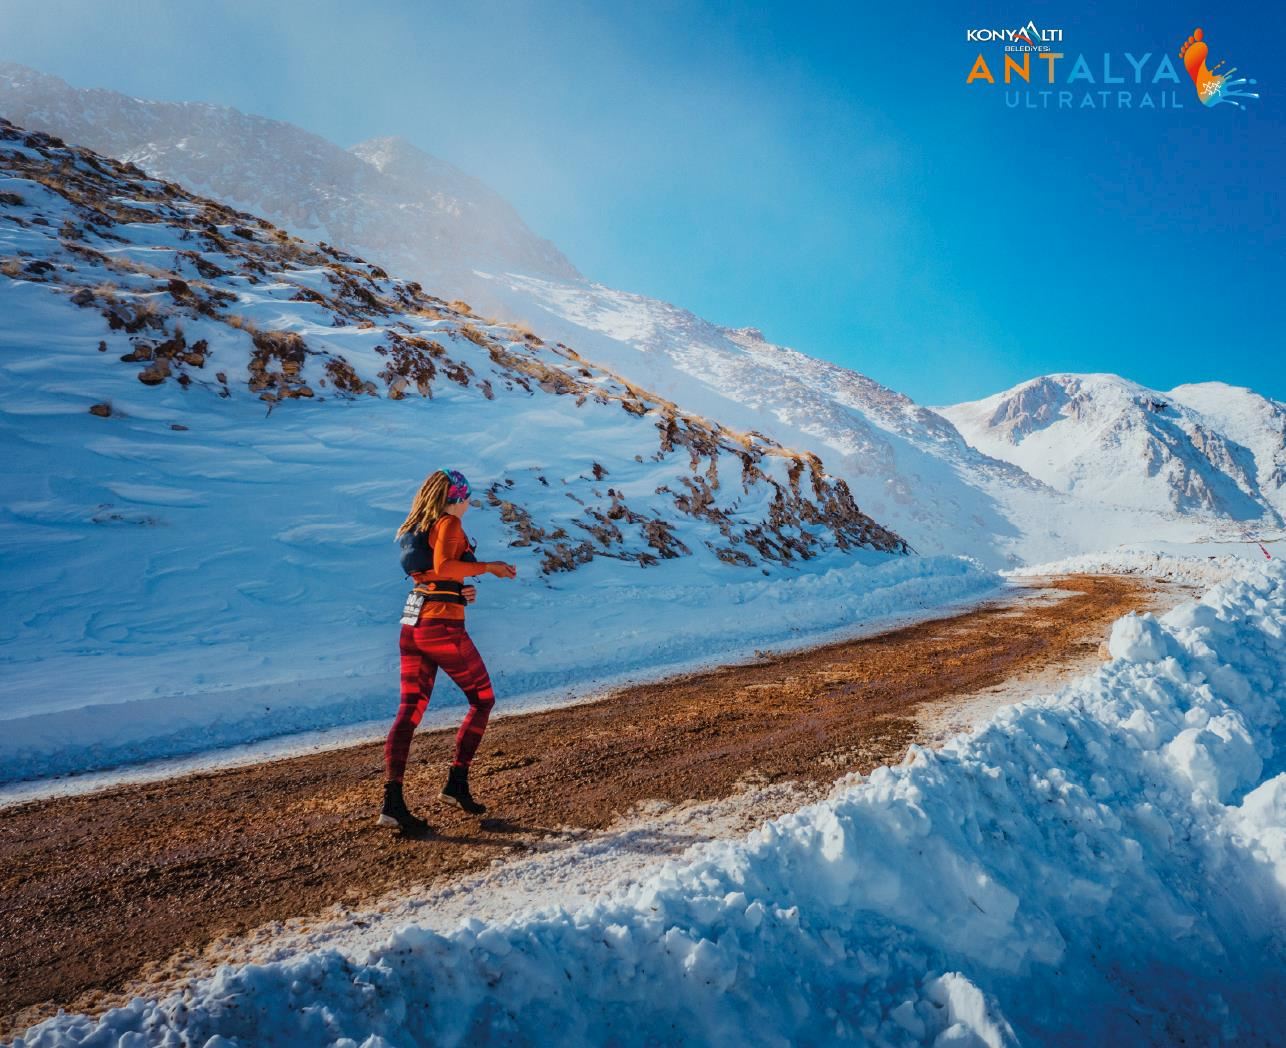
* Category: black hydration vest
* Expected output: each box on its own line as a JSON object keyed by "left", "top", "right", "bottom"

{"left": 399, "top": 523, "right": 477, "bottom": 576}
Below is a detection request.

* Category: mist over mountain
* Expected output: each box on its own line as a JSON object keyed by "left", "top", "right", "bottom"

{"left": 0, "top": 63, "right": 579, "bottom": 294}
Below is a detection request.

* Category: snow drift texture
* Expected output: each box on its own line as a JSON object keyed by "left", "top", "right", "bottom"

{"left": 17, "top": 562, "right": 1286, "bottom": 1046}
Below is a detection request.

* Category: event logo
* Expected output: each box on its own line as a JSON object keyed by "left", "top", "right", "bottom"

{"left": 1179, "top": 27, "right": 1259, "bottom": 108}
{"left": 966, "top": 22, "right": 1260, "bottom": 111}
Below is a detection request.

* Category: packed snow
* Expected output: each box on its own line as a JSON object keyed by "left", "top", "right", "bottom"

{"left": 13, "top": 561, "right": 1285, "bottom": 1046}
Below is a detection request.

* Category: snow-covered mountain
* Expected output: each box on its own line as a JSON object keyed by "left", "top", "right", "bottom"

{"left": 0, "top": 64, "right": 1250, "bottom": 566}
{"left": 0, "top": 115, "right": 907, "bottom": 583}
{"left": 0, "top": 66, "right": 1048, "bottom": 558}
{"left": 940, "top": 374, "right": 1285, "bottom": 524}
{"left": 0, "top": 63, "right": 578, "bottom": 293}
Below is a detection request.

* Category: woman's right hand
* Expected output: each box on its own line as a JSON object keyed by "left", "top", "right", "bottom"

{"left": 486, "top": 561, "right": 517, "bottom": 579}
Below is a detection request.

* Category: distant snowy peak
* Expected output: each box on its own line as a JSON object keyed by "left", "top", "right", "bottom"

{"left": 0, "top": 62, "right": 579, "bottom": 287}
{"left": 941, "top": 374, "right": 1285, "bottom": 522}
{"left": 949, "top": 373, "right": 1161, "bottom": 444}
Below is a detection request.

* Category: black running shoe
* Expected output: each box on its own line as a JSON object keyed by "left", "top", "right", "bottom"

{"left": 378, "top": 781, "right": 431, "bottom": 835}
{"left": 440, "top": 764, "right": 487, "bottom": 815}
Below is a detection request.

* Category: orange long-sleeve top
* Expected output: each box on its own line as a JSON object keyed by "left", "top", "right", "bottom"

{"left": 410, "top": 516, "right": 481, "bottom": 622}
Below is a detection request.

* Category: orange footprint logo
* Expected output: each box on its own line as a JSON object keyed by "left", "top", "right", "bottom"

{"left": 1179, "top": 27, "right": 1259, "bottom": 108}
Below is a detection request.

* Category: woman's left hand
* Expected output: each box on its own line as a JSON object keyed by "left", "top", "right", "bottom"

{"left": 462, "top": 585, "right": 477, "bottom": 604}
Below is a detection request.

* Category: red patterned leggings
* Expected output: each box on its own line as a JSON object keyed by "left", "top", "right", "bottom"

{"left": 384, "top": 621, "right": 496, "bottom": 782}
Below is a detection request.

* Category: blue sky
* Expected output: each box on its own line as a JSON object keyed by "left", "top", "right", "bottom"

{"left": 2, "top": 0, "right": 1282, "bottom": 404}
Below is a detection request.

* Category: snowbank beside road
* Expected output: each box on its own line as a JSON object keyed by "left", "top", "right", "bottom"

{"left": 17, "top": 566, "right": 1286, "bottom": 1046}
{"left": 0, "top": 553, "right": 995, "bottom": 786}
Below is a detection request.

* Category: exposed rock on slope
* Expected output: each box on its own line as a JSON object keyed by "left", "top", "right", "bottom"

{"left": 0, "top": 65, "right": 1032, "bottom": 561}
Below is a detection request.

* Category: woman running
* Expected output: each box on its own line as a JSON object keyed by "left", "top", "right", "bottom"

{"left": 380, "top": 468, "right": 516, "bottom": 835}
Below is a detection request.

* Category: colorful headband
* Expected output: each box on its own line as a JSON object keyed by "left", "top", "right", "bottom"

{"left": 442, "top": 468, "right": 471, "bottom": 503}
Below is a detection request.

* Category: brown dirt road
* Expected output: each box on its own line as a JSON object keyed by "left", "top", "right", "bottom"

{"left": 0, "top": 574, "right": 1176, "bottom": 1034}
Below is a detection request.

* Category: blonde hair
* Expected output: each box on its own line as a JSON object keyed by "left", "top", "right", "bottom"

{"left": 397, "top": 471, "right": 451, "bottom": 538}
